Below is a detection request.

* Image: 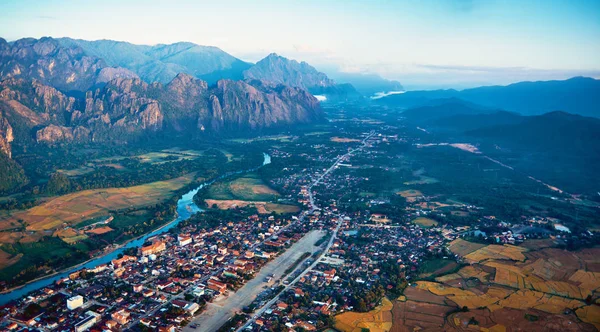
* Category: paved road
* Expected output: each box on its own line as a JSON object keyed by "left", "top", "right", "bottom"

{"left": 236, "top": 131, "right": 375, "bottom": 331}
{"left": 185, "top": 230, "right": 325, "bottom": 332}
{"left": 236, "top": 216, "right": 344, "bottom": 331}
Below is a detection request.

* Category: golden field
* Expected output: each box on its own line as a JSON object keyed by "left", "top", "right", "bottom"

{"left": 0, "top": 173, "right": 198, "bottom": 233}
{"left": 335, "top": 297, "right": 394, "bottom": 332}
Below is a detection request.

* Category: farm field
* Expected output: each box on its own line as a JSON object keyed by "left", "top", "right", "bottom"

{"left": 0, "top": 173, "right": 199, "bottom": 234}
{"left": 58, "top": 148, "right": 205, "bottom": 175}
{"left": 397, "top": 189, "right": 423, "bottom": 203}
{"left": 412, "top": 217, "right": 438, "bottom": 228}
{"left": 418, "top": 258, "right": 458, "bottom": 279}
{"left": 447, "top": 238, "right": 486, "bottom": 256}
{"left": 205, "top": 173, "right": 280, "bottom": 202}
{"left": 343, "top": 239, "right": 600, "bottom": 331}
{"left": 204, "top": 199, "right": 299, "bottom": 214}
{"left": 335, "top": 297, "right": 394, "bottom": 332}
{"left": 0, "top": 249, "right": 22, "bottom": 270}
{"left": 408, "top": 240, "right": 600, "bottom": 331}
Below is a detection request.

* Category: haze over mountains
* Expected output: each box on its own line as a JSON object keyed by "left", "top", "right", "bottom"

{"left": 1, "top": 35, "right": 599, "bottom": 168}
{"left": 376, "top": 76, "right": 600, "bottom": 118}
{"left": 58, "top": 38, "right": 252, "bottom": 84}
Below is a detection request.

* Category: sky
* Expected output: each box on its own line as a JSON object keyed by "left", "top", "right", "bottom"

{"left": 1, "top": 0, "right": 599, "bottom": 89}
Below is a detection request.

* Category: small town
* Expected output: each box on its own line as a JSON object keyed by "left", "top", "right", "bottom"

{"left": 1, "top": 127, "right": 593, "bottom": 332}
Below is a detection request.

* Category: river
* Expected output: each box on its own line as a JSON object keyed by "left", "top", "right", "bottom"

{"left": 0, "top": 153, "right": 271, "bottom": 305}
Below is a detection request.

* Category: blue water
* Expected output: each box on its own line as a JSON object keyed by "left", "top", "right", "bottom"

{"left": 0, "top": 153, "right": 271, "bottom": 304}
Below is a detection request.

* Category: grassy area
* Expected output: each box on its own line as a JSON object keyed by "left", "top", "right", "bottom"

{"left": 206, "top": 173, "right": 280, "bottom": 202}
{"left": 418, "top": 258, "right": 459, "bottom": 279}
{"left": 58, "top": 149, "right": 204, "bottom": 175}
{"left": 413, "top": 217, "right": 438, "bottom": 228}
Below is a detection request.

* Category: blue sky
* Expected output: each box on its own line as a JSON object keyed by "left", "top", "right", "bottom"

{"left": 1, "top": 0, "right": 599, "bottom": 89}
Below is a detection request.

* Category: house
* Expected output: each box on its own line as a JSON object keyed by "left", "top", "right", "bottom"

{"left": 111, "top": 309, "right": 131, "bottom": 325}
{"left": 207, "top": 279, "right": 227, "bottom": 294}
{"left": 178, "top": 235, "right": 192, "bottom": 246}
{"left": 141, "top": 241, "right": 166, "bottom": 256}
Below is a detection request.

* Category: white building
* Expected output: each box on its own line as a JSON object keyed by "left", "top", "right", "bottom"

{"left": 74, "top": 311, "right": 100, "bottom": 332}
{"left": 67, "top": 295, "right": 84, "bottom": 310}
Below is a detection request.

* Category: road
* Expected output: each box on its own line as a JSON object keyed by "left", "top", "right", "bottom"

{"left": 236, "top": 216, "right": 344, "bottom": 331}
{"left": 236, "top": 131, "right": 375, "bottom": 331}
{"left": 133, "top": 131, "right": 375, "bottom": 331}
{"left": 186, "top": 230, "right": 325, "bottom": 332}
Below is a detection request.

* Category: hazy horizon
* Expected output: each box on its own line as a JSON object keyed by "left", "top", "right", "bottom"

{"left": 1, "top": 0, "right": 599, "bottom": 89}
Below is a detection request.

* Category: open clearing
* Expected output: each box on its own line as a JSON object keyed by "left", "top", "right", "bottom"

{"left": 0, "top": 173, "right": 198, "bottom": 232}
{"left": 331, "top": 137, "right": 361, "bottom": 143}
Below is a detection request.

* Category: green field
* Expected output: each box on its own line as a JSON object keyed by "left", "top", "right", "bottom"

{"left": 207, "top": 173, "right": 280, "bottom": 201}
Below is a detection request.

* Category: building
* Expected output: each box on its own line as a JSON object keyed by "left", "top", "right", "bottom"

{"left": 141, "top": 241, "right": 166, "bottom": 256}
{"left": 67, "top": 295, "right": 84, "bottom": 310}
{"left": 111, "top": 309, "right": 131, "bottom": 325}
{"left": 178, "top": 235, "right": 192, "bottom": 246}
{"left": 74, "top": 311, "right": 100, "bottom": 332}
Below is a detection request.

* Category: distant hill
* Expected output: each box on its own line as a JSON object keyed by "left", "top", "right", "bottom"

{"left": 325, "top": 71, "right": 403, "bottom": 97}
{"left": 428, "top": 111, "right": 523, "bottom": 132}
{"left": 377, "top": 77, "right": 600, "bottom": 118}
{"left": 400, "top": 99, "right": 498, "bottom": 123}
{"left": 243, "top": 53, "right": 360, "bottom": 100}
{"left": 467, "top": 111, "right": 600, "bottom": 156}
{"left": 58, "top": 38, "right": 252, "bottom": 84}
{"left": 397, "top": 99, "right": 523, "bottom": 131}
{"left": 0, "top": 37, "right": 138, "bottom": 91}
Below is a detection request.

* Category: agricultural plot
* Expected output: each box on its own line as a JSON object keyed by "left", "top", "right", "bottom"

{"left": 0, "top": 173, "right": 197, "bottom": 233}
{"left": 335, "top": 297, "right": 394, "bottom": 332}
{"left": 447, "top": 238, "right": 486, "bottom": 257}
{"left": 53, "top": 228, "right": 88, "bottom": 244}
{"left": 399, "top": 239, "right": 600, "bottom": 331}
{"left": 0, "top": 249, "right": 22, "bottom": 270}
{"left": 205, "top": 173, "right": 280, "bottom": 202}
{"left": 464, "top": 244, "right": 528, "bottom": 263}
{"left": 204, "top": 199, "right": 299, "bottom": 215}
{"left": 446, "top": 307, "right": 596, "bottom": 332}
{"left": 412, "top": 217, "right": 438, "bottom": 228}
{"left": 418, "top": 258, "right": 457, "bottom": 279}
{"left": 390, "top": 297, "right": 451, "bottom": 332}
{"left": 435, "top": 265, "right": 490, "bottom": 284}
{"left": 396, "top": 189, "right": 423, "bottom": 203}
{"left": 59, "top": 149, "right": 204, "bottom": 176}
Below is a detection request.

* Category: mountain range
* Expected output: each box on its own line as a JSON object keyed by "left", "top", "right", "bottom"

{"left": 376, "top": 77, "right": 600, "bottom": 118}
{"left": 0, "top": 36, "right": 328, "bottom": 159}
{"left": 58, "top": 38, "right": 252, "bottom": 84}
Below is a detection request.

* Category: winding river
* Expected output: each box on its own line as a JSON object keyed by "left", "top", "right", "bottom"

{"left": 0, "top": 153, "right": 271, "bottom": 305}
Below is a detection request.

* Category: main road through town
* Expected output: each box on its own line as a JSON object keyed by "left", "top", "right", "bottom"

{"left": 235, "top": 131, "right": 375, "bottom": 331}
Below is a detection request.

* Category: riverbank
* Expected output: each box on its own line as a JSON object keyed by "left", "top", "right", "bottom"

{"left": 0, "top": 153, "right": 271, "bottom": 304}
